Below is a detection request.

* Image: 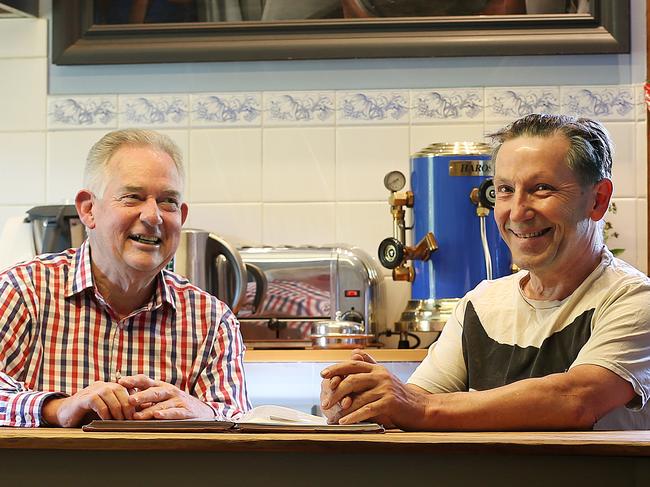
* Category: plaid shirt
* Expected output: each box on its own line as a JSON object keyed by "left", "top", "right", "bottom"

{"left": 0, "top": 241, "right": 250, "bottom": 427}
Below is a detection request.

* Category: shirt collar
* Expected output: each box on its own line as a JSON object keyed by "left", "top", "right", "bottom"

{"left": 66, "top": 240, "right": 176, "bottom": 310}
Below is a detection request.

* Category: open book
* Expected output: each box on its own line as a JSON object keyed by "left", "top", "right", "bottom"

{"left": 81, "top": 405, "right": 384, "bottom": 433}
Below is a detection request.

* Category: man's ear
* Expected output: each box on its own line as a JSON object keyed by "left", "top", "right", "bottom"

{"left": 589, "top": 178, "right": 613, "bottom": 221}
{"left": 75, "top": 190, "right": 96, "bottom": 229}
{"left": 180, "top": 202, "right": 189, "bottom": 226}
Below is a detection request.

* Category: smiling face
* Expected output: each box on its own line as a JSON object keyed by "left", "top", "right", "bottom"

{"left": 493, "top": 134, "right": 604, "bottom": 280}
{"left": 82, "top": 144, "right": 188, "bottom": 286}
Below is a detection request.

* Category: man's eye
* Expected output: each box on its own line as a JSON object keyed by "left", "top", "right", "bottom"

{"left": 496, "top": 185, "right": 513, "bottom": 194}
{"left": 159, "top": 199, "right": 180, "bottom": 211}
{"left": 535, "top": 184, "right": 553, "bottom": 192}
{"left": 121, "top": 195, "right": 142, "bottom": 204}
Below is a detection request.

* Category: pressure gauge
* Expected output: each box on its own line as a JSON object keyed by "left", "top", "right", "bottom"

{"left": 383, "top": 171, "right": 406, "bottom": 192}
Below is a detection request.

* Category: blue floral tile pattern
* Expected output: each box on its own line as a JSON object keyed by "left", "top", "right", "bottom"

{"left": 119, "top": 94, "right": 189, "bottom": 127}
{"left": 191, "top": 93, "right": 262, "bottom": 126}
{"left": 264, "top": 92, "right": 335, "bottom": 125}
{"left": 337, "top": 91, "right": 409, "bottom": 124}
{"left": 485, "top": 87, "right": 559, "bottom": 122}
{"left": 48, "top": 95, "right": 118, "bottom": 130}
{"left": 561, "top": 86, "right": 635, "bottom": 121}
{"left": 411, "top": 88, "right": 483, "bottom": 123}
{"left": 635, "top": 84, "right": 647, "bottom": 121}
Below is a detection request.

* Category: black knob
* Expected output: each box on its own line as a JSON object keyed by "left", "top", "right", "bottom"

{"left": 478, "top": 178, "right": 496, "bottom": 209}
{"left": 378, "top": 237, "right": 405, "bottom": 269}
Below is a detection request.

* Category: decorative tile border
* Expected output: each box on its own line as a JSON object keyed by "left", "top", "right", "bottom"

{"left": 263, "top": 91, "right": 335, "bottom": 126}
{"left": 119, "top": 94, "right": 189, "bottom": 127}
{"left": 561, "top": 85, "right": 635, "bottom": 121}
{"left": 191, "top": 92, "right": 262, "bottom": 126}
{"left": 484, "top": 87, "right": 559, "bottom": 122}
{"left": 410, "top": 88, "right": 483, "bottom": 123}
{"left": 47, "top": 85, "right": 640, "bottom": 130}
{"left": 48, "top": 95, "right": 118, "bottom": 130}
{"left": 635, "top": 84, "right": 647, "bottom": 122}
{"left": 337, "top": 90, "right": 409, "bottom": 125}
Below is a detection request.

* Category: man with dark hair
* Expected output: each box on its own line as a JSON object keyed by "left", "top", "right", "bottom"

{"left": 0, "top": 129, "right": 250, "bottom": 427}
{"left": 321, "top": 114, "right": 650, "bottom": 431}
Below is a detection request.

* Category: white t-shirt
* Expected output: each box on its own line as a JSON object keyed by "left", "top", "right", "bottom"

{"left": 408, "top": 249, "right": 650, "bottom": 430}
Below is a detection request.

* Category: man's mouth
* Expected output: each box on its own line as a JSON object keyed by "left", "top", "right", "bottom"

{"left": 509, "top": 228, "right": 551, "bottom": 239}
{"left": 129, "top": 234, "right": 162, "bottom": 245}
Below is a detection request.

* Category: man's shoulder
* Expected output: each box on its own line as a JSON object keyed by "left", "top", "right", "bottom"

{"left": 1, "top": 248, "right": 77, "bottom": 278}
{"left": 161, "top": 270, "right": 230, "bottom": 309}
{"left": 465, "top": 271, "right": 523, "bottom": 301}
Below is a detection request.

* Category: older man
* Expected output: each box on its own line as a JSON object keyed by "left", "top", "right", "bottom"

{"left": 321, "top": 114, "right": 650, "bottom": 430}
{"left": 0, "top": 129, "right": 250, "bottom": 427}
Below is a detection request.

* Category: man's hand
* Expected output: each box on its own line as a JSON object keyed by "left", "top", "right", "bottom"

{"left": 320, "top": 354, "right": 429, "bottom": 430}
{"left": 319, "top": 349, "right": 375, "bottom": 424}
{"left": 42, "top": 381, "right": 135, "bottom": 428}
{"left": 118, "top": 374, "right": 215, "bottom": 420}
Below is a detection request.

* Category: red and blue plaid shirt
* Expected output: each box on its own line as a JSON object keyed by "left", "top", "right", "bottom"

{"left": 0, "top": 241, "right": 250, "bottom": 427}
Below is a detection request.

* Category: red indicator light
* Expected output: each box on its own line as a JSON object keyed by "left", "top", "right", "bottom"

{"left": 344, "top": 290, "right": 361, "bottom": 298}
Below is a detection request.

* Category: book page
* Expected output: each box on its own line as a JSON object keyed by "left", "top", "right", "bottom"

{"left": 239, "top": 405, "right": 327, "bottom": 425}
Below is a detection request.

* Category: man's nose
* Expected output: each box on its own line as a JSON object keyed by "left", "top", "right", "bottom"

{"left": 508, "top": 191, "right": 534, "bottom": 221}
{"left": 140, "top": 198, "right": 163, "bottom": 225}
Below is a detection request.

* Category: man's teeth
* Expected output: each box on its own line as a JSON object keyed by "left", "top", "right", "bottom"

{"left": 130, "top": 235, "right": 161, "bottom": 244}
{"left": 513, "top": 230, "right": 547, "bottom": 238}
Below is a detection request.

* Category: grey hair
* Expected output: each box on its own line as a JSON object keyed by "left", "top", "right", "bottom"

{"left": 84, "top": 129, "right": 185, "bottom": 196}
{"left": 488, "top": 113, "right": 613, "bottom": 187}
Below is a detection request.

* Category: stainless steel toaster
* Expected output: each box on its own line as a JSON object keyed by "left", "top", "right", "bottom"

{"left": 234, "top": 246, "right": 383, "bottom": 347}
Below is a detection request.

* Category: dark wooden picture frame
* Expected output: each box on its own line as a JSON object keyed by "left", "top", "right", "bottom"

{"left": 52, "top": 0, "right": 630, "bottom": 65}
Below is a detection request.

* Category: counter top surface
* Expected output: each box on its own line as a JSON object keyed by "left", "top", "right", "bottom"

{"left": 2, "top": 428, "right": 650, "bottom": 456}
{"left": 244, "top": 348, "right": 427, "bottom": 362}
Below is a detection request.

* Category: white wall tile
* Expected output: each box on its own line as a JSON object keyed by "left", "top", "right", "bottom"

{"left": 635, "top": 84, "right": 647, "bottom": 122}
{"left": 604, "top": 122, "right": 636, "bottom": 198}
{"left": 189, "top": 128, "right": 262, "bottom": 203}
{"left": 606, "top": 198, "right": 637, "bottom": 268}
{"left": 485, "top": 86, "right": 560, "bottom": 123}
{"left": 0, "top": 18, "right": 46, "bottom": 58}
{"left": 410, "top": 88, "right": 483, "bottom": 124}
{"left": 262, "top": 203, "right": 335, "bottom": 246}
{"left": 636, "top": 122, "right": 647, "bottom": 198}
{"left": 118, "top": 94, "right": 189, "bottom": 128}
{"left": 336, "top": 126, "right": 410, "bottom": 201}
{"left": 47, "top": 130, "right": 107, "bottom": 204}
{"left": 636, "top": 199, "right": 647, "bottom": 274}
{"left": 410, "top": 124, "right": 488, "bottom": 154}
{"left": 262, "top": 127, "right": 335, "bottom": 202}
{"left": 48, "top": 95, "right": 118, "bottom": 130}
{"left": 184, "top": 203, "right": 262, "bottom": 247}
{"left": 191, "top": 92, "right": 262, "bottom": 127}
{"left": 337, "top": 90, "right": 409, "bottom": 125}
{"left": 0, "top": 132, "right": 46, "bottom": 204}
{"left": 263, "top": 91, "right": 335, "bottom": 126}
{"left": 0, "top": 58, "right": 46, "bottom": 131}
{"left": 561, "top": 85, "right": 635, "bottom": 121}
{"left": 335, "top": 202, "right": 391, "bottom": 269}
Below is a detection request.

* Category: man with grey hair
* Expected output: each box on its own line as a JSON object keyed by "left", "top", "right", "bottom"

{"left": 0, "top": 129, "right": 250, "bottom": 427}
{"left": 321, "top": 113, "right": 650, "bottom": 431}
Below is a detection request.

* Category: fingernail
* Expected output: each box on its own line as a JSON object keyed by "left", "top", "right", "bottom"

{"left": 321, "top": 369, "right": 329, "bottom": 377}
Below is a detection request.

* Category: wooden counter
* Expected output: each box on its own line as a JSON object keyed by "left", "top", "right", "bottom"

{"left": 2, "top": 428, "right": 649, "bottom": 486}
{"left": 244, "top": 348, "right": 427, "bottom": 362}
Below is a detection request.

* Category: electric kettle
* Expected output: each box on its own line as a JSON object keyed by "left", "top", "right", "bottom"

{"left": 25, "top": 205, "right": 86, "bottom": 254}
{"left": 173, "top": 229, "right": 250, "bottom": 313}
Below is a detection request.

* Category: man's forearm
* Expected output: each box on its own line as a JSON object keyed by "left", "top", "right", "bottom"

{"left": 413, "top": 366, "right": 635, "bottom": 431}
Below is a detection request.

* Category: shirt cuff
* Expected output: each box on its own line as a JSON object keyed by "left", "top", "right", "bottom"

{"left": 3, "top": 391, "right": 65, "bottom": 427}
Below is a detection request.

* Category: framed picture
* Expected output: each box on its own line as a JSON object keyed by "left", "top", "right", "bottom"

{"left": 52, "top": 0, "right": 629, "bottom": 65}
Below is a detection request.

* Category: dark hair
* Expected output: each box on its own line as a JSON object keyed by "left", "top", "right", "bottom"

{"left": 489, "top": 114, "right": 613, "bottom": 187}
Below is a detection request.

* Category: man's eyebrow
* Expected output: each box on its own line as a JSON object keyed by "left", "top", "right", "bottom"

{"left": 118, "top": 186, "right": 182, "bottom": 199}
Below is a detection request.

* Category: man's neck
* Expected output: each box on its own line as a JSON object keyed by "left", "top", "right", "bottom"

{"left": 90, "top": 261, "right": 157, "bottom": 320}
{"left": 522, "top": 247, "right": 604, "bottom": 302}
